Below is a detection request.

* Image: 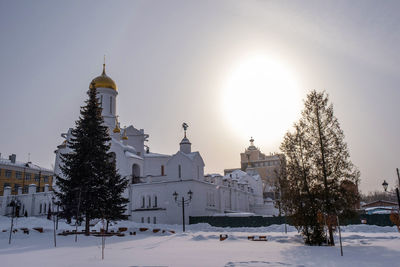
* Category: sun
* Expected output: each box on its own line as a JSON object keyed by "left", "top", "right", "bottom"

{"left": 221, "top": 54, "right": 302, "bottom": 146}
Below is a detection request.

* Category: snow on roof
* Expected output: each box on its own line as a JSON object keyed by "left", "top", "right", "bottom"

{"left": 111, "top": 137, "right": 137, "bottom": 153}
{"left": 0, "top": 158, "right": 53, "bottom": 173}
{"left": 205, "top": 173, "right": 222, "bottom": 178}
{"left": 364, "top": 206, "right": 397, "bottom": 211}
{"left": 144, "top": 152, "right": 170, "bottom": 158}
{"left": 125, "top": 151, "right": 143, "bottom": 160}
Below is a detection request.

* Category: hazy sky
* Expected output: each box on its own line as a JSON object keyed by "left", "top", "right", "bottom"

{"left": 0, "top": 0, "right": 399, "bottom": 193}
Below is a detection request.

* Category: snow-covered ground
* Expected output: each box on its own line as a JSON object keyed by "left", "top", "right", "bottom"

{"left": 0, "top": 216, "right": 399, "bottom": 267}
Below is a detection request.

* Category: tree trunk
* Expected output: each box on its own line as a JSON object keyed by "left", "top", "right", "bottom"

{"left": 85, "top": 213, "right": 90, "bottom": 235}
{"left": 328, "top": 225, "right": 334, "bottom": 246}
{"left": 315, "top": 105, "right": 334, "bottom": 245}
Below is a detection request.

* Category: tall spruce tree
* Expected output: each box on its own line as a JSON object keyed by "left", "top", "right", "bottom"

{"left": 279, "top": 90, "right": 359, "bottom": 245}
{"left": 56, "top": 83, "right": 128, "bottom": 234}
{"left": 100, "top": 156, "right": 129, "bottom": 231}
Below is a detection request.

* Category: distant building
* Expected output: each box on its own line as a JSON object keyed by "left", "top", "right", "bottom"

{"left": 0, "top": 154, "right": 54, "bottom": 217}
{"left": 361, "top": 200, "right": 398, "bottom": 214}
{"left": 0, "top": 153, "right": 53, "bottom": 195}
{"left": 225, "top": 138, "right": 284, "bottom": 199}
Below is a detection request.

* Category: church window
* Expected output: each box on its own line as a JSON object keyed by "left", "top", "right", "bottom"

{"left": 141, "top": 217, "right": 144, "bottom": 223}
{"left": 178, "top": 165, "right": 181, "bottom": 179}
{"left": 154, "top": 196, "right": 158, "bottom": 207}
{"left": 44, "top": 203, "right": 46, "bottom": 213}
{"left": 161, "top": 165, "right": 165, "bottom": 176}
{"left": 147, "top": 196, "right": 151, "bottom": 208}
{"left": 39, "top": 204, "right": 42, "bottom": 214}
{"left": 147, "top": 217, "right": 150, "bottom": 223}
{"left": 153, "top": 217, "right": 156, "bottom": 224}
{"left": 141, "top": 196, "right": 145, "bottom": 208}
{"left": 109, "top": 96, "right": 112, "bottom": 113}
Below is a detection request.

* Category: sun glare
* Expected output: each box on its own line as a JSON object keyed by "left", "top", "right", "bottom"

{"left": 221, "top": 54, "right": 302, "bottom": 146}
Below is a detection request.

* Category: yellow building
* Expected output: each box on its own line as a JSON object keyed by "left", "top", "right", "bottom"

{"left": 225, "top": 138, "right": 284, "bottom": 198}
{"left": 0, "top": 154, "right": 53, "bottom": 196}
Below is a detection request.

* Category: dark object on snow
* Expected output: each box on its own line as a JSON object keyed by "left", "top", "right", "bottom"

{"left": 219, "top": 234, "right": 228, "bottom": 241}
{"left": 33, "top": 227, "right": 43, "bottom": 233}
{"left": 248, "top": 235, "right": 267, "bottom": 241}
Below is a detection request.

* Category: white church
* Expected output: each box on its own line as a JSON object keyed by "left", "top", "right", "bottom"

{"left": 1, "top": 64, "right": 277, "bottom": 224}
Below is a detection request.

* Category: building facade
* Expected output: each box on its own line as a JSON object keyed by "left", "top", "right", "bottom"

{"left": 0, "top": 154, "right": 53, "bottom": 195}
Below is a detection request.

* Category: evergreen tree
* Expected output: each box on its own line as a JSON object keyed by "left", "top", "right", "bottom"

{"left": 100, "top": 154, "right": 129, "bottom": 232}
{"left": 56, "top": 83, "right": 127, "bottom": 235}
{"left": 279, "top": 90, "right": 360, "bottom": 245}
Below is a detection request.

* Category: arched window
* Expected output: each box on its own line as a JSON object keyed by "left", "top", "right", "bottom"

{"left": 109, "top": 96, "right": 112, "bottom": 113}
{"left": 44, "top": 203, "right": 47, "bottom": 213}
{"left": 147, "top": 196, "right": 151, "bottom": 208}
{"left": 178, "top": 165, "right": 181, "bottom": 179}
{"left": 154, "top": 196, "right": 158, "bottom": 208}
{"left": 153, "top": 217, "right": 156, "bottom": 224}
{"left": 147, "top": 217, "right": 150, "bottom": 223}
{"left": 161, "top": 165, "right": 165, "bottom": 176}
{"left": 39, "top": 203, "right": 42, "bottom": 214}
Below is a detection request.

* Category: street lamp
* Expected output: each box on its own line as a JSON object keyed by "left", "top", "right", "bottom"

{"left": 172, "top": 190, "right": 193, "bottom": 232}
{"left": 8, "top": 197, "right": 21, "bottom": 244}
{"left": 51, "top": 196, "right": 57, "bottom": 247}
{"left": 382, "top": 180, "right": 389, "bottom": 192}
{"left": 382, "top": 169, "right": 400, "bottom": 212}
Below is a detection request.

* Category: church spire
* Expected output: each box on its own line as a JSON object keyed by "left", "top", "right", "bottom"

{"left": 102, "top": 55, "right": 106, "bottom": 75}
{"left": 180, "top": 122, "right": 191, "bottom": 154}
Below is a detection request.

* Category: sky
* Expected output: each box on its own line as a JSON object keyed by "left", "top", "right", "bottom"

{"left": 0, "top": 0, "right": 399, "bottom": 194}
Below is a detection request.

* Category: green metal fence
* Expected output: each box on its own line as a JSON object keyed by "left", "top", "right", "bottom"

{"left": 189, "top": 214, "right": 395, "bottom": 227}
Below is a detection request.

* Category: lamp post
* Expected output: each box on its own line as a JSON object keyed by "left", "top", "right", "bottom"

{"left": 51, "top": 196, "right": 57, "bottom": 247}
{"left": 382, "top": 168, "right": 400, "bottom": 211}
{"left": 172, "top": 190, "right": 193, "bottom": 232}
{"left": 8, "top": 197, "right": 21, "bottom": 244}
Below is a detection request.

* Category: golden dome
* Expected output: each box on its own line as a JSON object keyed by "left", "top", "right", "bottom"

{"left": 122, "top": 128, "right": 128, "bottom": 140}
{"left": 113, "top": 126, "right": 121, "bottom": 133}
{"left": 90, "top": 64, "right": 117, "bottom": 90}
